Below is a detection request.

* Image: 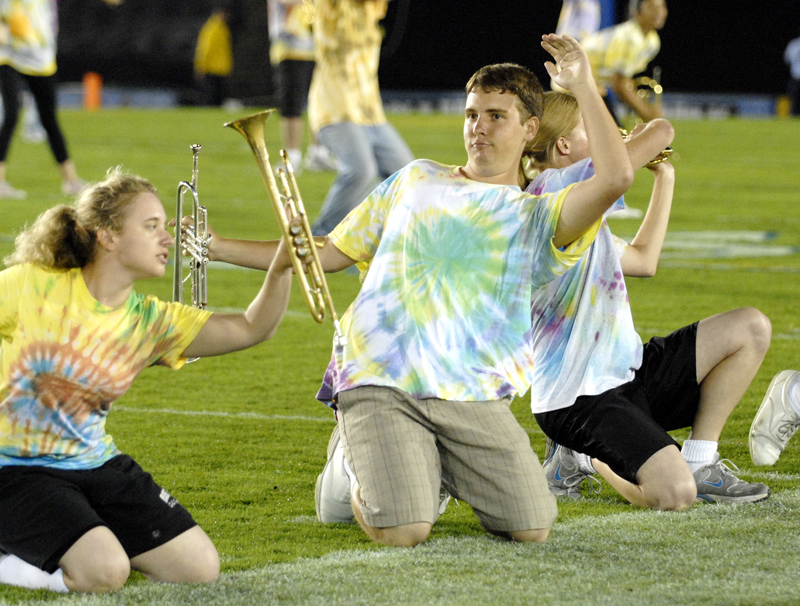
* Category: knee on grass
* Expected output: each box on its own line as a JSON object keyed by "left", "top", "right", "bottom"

{"left": 367, "top": 522, "right": 432, "bottom": 547}
{"left": 647, "top": 479, "right": 697, "bottom": 512}
{"left": 64, "top": 554, "right": 130, "bottom": 594}
{"left": 508, "top": 528, "right": 551, "bottom": 543}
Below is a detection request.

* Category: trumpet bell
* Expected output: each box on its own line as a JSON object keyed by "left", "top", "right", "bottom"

{"left": 225, "top": 110, "right": 346, "bottom": 348}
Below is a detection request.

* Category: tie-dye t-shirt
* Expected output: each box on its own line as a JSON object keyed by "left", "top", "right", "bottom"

{"left": 526, "top": 158, "right": 643, "bottom": 414}
{"left": 0, "top": 264, "right": 212, "bottom": 469}
{"left": 326, "top": 159, "right": 593, "bottom": 402}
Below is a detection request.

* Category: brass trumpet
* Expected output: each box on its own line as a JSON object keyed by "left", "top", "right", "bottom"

{"left": 173, "top": 144, "right": 210, "bottom": 309}
{"left": 224, "top": 109, "right": 346, "bottom": 348}
{"left": 619, "top": 127, "right": 673, "bottom": 167}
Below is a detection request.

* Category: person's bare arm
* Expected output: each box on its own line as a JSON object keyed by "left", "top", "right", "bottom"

{"left": 182, "top": 238, "right": 297, "bottom": 358}
{"left": 611, "top": 73, "right": 663, "bottom": 122}
{"left": 619, "top": 160, "right": 675, "bottom": 277}
{"left": 624, "top": 119, "right": 674, "bottom": 170}
{"left": 542, "top": 34, "right": 633, "bottom": 248}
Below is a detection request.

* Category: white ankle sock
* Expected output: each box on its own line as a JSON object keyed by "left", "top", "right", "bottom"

{"left": 0, "top": 554, "right": 68, "bottom": 593}
{"left": 788, "top": 372, "right": 800, "bottom": 417}
{"left": 682, "top": 439, "right": 718, "bottom": 473}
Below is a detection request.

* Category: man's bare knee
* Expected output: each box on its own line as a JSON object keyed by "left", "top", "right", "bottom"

{"left": 366, "top": 522, "right": 432, "bottom": 547}
{"left": 508, "top": 528, "right": 551, "bottom": 543}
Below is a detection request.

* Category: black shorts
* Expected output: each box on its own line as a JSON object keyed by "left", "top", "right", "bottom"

{"left": 534, "top": 322, "right": 701, "bottom": 484}
{"left": 276, "top": 59, "right": 314, "bottom": 118}
{"left": 0, "top": 454, "right": 197, "bottom": 573}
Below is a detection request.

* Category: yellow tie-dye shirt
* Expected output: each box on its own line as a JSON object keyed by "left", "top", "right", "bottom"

{"left": 0, "top": 0, "right": 57, "bottom": 76}
{"left": 0, "top": 264, "right": 211, "bottom": 469}
{"left": 307, "top": 0, "right": 388, "bottom": 134}
{"left": 581, "top": 19, "right": 660, "bottom": 94}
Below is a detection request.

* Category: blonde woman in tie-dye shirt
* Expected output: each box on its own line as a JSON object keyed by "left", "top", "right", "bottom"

{"left": 0, "top": 168, "right": 297, "bottom": 594}
{"left": 526, "top": 91, "right": 772, "bottom": 510}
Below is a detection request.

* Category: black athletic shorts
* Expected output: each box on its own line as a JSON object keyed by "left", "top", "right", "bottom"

{"left": 276, "top": 59, "right": 315, "bottom": 118}
{"left": 0, "top": 454, "right": 197, "bottom": 573}
{"left": 535, "top": 322, "right": 701, "bottom": 484}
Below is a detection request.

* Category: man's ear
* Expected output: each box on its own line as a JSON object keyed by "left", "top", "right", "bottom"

{"left": 525, "top": 116, "right": 540, "bottom": 141}
{"left": 96, "top": 228, "right": 116, "bottom": 252}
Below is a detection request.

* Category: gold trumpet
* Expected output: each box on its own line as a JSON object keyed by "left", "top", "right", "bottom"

{"left": 619, "top": 127, "right": 673, "bottom": 167}
{"left": 224, "top": 109, "right": 346, "bottom": 348}
{"left": 173, "top": 143, "right": 210, "bottom": 309}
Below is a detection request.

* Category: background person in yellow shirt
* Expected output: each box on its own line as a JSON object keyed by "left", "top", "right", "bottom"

{"left": 193, "top": 3, "right": 233, "bottom": 107}
{"left": 307, "top": 0, "right": 414, "bottom": 237}
{"left": 267, "top": 0, "right": 336, "bottom": 173}
{"left": 580, "top": 0, "right": 667, "bottom": 124}
{"left": 0, "top": 0, "right": 100, "bottom": 199}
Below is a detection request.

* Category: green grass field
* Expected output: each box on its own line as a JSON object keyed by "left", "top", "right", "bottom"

{"left": 1, "top": 108, "right": 800, "bottom": 605}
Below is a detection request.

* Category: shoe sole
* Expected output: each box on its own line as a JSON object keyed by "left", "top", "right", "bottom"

{"left": 695, "top": 489, "right": 771, "bottom": 504}
{"left": 749, "top": 370, "right": 799, "bottom": 466}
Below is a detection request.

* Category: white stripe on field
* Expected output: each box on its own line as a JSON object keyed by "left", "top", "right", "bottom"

{"left": 114, "top": 405, "right": 333, "bottom": 423}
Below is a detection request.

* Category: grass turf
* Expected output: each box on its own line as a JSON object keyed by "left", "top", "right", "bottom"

{"left": 0, "top": 108, "right": 799, "bottom": 604}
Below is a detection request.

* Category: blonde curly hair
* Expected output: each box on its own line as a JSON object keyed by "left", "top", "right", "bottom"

{"left": 4, "top": 168, "right": 157, "bottom": 269}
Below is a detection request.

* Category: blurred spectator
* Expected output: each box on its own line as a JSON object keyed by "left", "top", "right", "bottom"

{"left": 0, "top": 0, "right": 98, "bottom": 199}
{"left": 556, "top": 0, "right": 601, "bottom": 41}
{"left": 580, "top": 0, "right": 668, "bottom": 124}
{"left": 785, "top": 33, "right": 800, "bottom": 116}
{"left": 194, "top": 3, "right": 233, "bottom": 107}
{"left": 267, "top": 0, "right": 336, "bottom": 173}
{"left": 308, "top": 0, "right": 414, "bottom": 237}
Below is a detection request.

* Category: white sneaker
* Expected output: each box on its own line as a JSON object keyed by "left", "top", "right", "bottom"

{"left": 749, "top": 370, "right": 800, "bottom": 466}
{"left": 61, "top": 179, "right": 87, "bottom": 196}
{"left": 303, "top": 145, "right": 337, "bottom": 172}
{"left": 315, "top": 424, "right": 355, "bottom": 523}
{"left": 0, "top": 181, "right": 27, "bottom": 199}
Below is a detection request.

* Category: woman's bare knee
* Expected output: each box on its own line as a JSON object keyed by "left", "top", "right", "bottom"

{"left": 646, "top": 478, "right": 697, "bottom": 511}
{"left": 741, "top": 307, "right": 772, "bottom": 354}
{"left": 60, "top": 527, "right": 130, "bottom": 593}
{"left": 131, "top": 526, "right": 220, "bottom": 584}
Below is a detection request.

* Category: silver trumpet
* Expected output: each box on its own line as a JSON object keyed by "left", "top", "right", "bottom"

{"left": 173, "top": 144, "right": 210, "bottom": 310}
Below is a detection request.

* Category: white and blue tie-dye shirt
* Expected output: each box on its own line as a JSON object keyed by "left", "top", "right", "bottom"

{"left": 327, "top": 159, "right": 594, "bottom": 402}
{"left": 526, "top": 157, "right": 643, "bottom": 413}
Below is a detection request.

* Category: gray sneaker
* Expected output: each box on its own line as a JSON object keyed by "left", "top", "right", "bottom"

{"left": 542, "top": 438, "right": 600, "bottom": 499}
{"left": 693, "top": 454, "right": 770, "bottom": 503}
{"left": 749, "top": 370, "right": 800, "bottom": 466}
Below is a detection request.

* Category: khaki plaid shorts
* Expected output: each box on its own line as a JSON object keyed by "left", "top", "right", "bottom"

{"left": 336, "top": 386, "right": 557, "bottom": 533}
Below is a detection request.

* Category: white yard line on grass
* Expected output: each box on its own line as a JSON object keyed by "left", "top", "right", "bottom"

{"left": 114, "top": 405, "right": 332, "bottom": 424}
